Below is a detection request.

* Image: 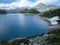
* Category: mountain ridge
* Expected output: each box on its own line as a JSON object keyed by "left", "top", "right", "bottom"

{"left": 0, "top": 3, "right": 60, "bottom": 13}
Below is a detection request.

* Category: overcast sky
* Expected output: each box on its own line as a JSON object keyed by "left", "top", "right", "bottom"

{"left": 0, "top": 0, "right": 60, "bottom": 10}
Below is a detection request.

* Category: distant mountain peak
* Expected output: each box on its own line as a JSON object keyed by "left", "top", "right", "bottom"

{"left": 33, "top": 3, "right": 46, "bottom": 9}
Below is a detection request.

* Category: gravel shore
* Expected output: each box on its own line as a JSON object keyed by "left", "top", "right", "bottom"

{"left": 47, "top": 24, "right": 60, "bottom": 33}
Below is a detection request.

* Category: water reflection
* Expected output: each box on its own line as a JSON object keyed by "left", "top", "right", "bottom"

{"left": 0, "top": 14, "right": 48, "bottom": 40}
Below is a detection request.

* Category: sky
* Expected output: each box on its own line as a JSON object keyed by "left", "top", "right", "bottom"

{"left": 0, "top": 0, "right": 60, "bottom": 10}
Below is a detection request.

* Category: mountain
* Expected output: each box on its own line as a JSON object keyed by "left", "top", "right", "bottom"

{"left": 47, "top": 5, "right": 60, "bottom": 10}
{"left": 33, "top": 3, "right": 46, "bottom": 9}
{"left": 30, "top": 3, "right": 60, "bottom": 12}
{"left": 35, "top": 4, "right": 60, "bottom": 12}
{"left": 5, "top": 7, "right": 27, "bottom": 13}
{"left": 1, "top": 3, "right": 60, "bottom": 13}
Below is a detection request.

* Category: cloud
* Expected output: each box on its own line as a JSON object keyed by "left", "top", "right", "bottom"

{"left": 30, "top": 0, "right": 59, "bottom": 7}
{"left": 19, "top": 0, "right": 33, "bottom": 7}
{"left": 38, "top": 0, "right": 59, "bottom": 4}
{"left": 0, "top": 0, "right": 18, "bottom": 3}
{"left": 19, "top": 0, "right": 59, "bottom": 7}
{"left": 0, "top": 0, "right": 59, "bottom": 10}
{"left": 0, "top": 2, "right": 19, "bottom": 10}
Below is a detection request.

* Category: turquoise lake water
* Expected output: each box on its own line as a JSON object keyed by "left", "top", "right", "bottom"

{"left": 0, "top": 14, "right": 48, "bottom": 40}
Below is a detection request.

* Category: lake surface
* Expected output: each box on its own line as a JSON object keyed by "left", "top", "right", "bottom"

{"left": 0, "top": 14, "right": 48, "bottom": 40}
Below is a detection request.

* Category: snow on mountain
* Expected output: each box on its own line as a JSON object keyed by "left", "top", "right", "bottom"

{"left": 35, "top": 3, "right": 60, "bottom": 12}
{"left": 33, "top": 3, "right": 46, "bottom": 9}
{"left": 1, "top": 2, "right": 60, "bottom": 13}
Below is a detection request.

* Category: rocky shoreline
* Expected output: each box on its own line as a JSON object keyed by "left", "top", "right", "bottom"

{"left": 47, "top": 24, "right": 60, "bottom": 33}
{"left": 0, "top": 24, "right": 60, "bottom": 45}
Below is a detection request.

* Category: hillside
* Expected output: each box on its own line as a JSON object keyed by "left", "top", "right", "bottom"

{"left": 20, "top": 9, "right": 40, "bottom": 13}
{"left": 0, "top": 9, "right": 7, "bottom": 14}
